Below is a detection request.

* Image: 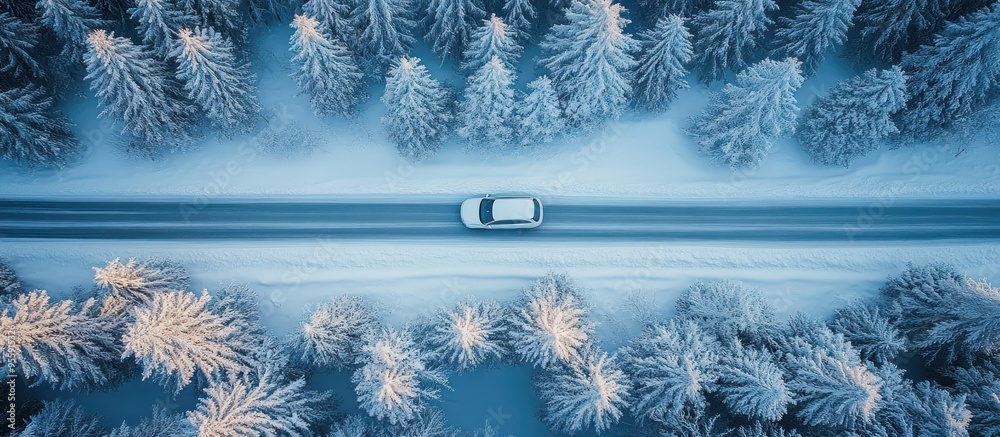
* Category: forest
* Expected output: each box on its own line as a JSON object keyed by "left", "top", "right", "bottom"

{"left": 0, "top": 257, "right": 998, "bottom": 435}
{"left": 0, "top": 0, "right": 998, "bottom": 169}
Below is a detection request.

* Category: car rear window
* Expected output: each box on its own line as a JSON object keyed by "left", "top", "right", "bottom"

{"left": 480, "top": 199, "right": 494, "bottom": 224}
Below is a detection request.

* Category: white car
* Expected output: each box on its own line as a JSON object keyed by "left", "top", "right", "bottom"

{"left": 461, "top": 195, "right": 543, "bottom": 229}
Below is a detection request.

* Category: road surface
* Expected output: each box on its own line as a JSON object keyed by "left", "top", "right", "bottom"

{"left": 1, "top": 198, "right": 998, "bottom": 243}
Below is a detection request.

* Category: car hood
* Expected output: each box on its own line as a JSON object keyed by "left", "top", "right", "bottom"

{"left": 460, "top": 198, "right": 481, "bottom": 225}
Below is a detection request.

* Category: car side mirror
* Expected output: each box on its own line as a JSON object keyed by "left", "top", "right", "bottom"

{"left": 485, "top": 194, "right": 491, "bottom": 197}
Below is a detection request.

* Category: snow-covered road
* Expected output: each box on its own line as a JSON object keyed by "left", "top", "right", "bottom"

{"left": 2, "top": 197, "right": 999, "bottom": 243}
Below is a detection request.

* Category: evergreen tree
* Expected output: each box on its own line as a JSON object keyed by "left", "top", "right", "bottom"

{"left": 457, "top": 56, "right": 517, "bottom": 149}
{"left": 516, "top": 76, "right": 565, "bottom": 147}
{"left": 0, "top": 86, "right": 78, "bottom": 167}
{"left": 690, "top": 58, "right": 803, "bottom": 169}
{"left": 511, "top": 273, "right": 592, "bottom": 368}
{"left": 84, "top": 29, "right": 197, "bottom": 153}
{"left": 918, "top": 277, "right": 1000, "bottom": 364}
{"left": 830, "top": 300, "right": 906, "bottom": 363}
{"left": 633, "top": 15, "right": 692, "bottom": 110}
{"left": 122, "top": 290, "right": 244, "bottom": 393}
{"left": 93, "top": 257, "right": 191, "bottom": 306}
{"left": 462, "top": 14, "right": 521, "bottom": 72}
{"left": 692, "top": 0, "right": 776, "bottom": 84}
{"left": 537, "top": 351, "right": 629, "bottom": 433}
{"left": 540, "top": 0, "right": 637, "bottom": 125}
{"left": 773, "top": 0, "right": 859, "bottom": 76}
{"left": 949, "top": 364, "right": 1000, "bottom": 436}
{"left": 352, "top": 327, "right": 448, "bottom": 425}
{"left": 12, "top": 399, "right": 104, "bottom": 437}
{"left": 352, "top": 0, "right": 416, "bottom": 73}
{"left": 850, "top": 0, "right": 951, "bottom": 66}
{"left": 289, "top": 14, "right": 367, "bottom": 117}
{"left": 717, "top": 348, "right": 792, "bottom": 422}
{"left": 675, "top": 280, "right": 777, "bottom": 345}
{"left": 424, "top": 0, "right": 485, "bottom": 61}
{"left": 879, "top": 263, "right": 966, "bottom": 352}
{"left": 797, "top": 67, "right": 908, "bottom": 167}
{"left": 502, "top": 0, "right": 535, "bottom": 42}
{"left": 620, "top": 321, "right": 721, "bottom": 426}
{"left": 208, "top": 285, "right": 286, "bottom": 376}
{"left": 899, "top": 4, "right": 1000, "bottom": 141}
{"left": 290, "top": 295, "right": 381, "bottom": 369}
{"left": 0, "top": 12, "right": 43, "bottom": 80}
{"left": 303, "top": 0, "right": 356, "bottom": 40}
{"left": 780, "top": 327, "right": 883, "bottom": 430}
{"left": 35, "top": 0, "right": 106, "bottom": 62}
{"left": 907, "top": 381, "right": 973, "bottom": 436}
{"left": 425, "top": 298, "right": 509, "bottom": 370}
{"left": 248, "top": 0, "right": 291, "bottom": 27}
{"left": 172, "top": 27, "right": 261, "bottom": 132}
{"left": 0, "top": 258, "right": 21, "bottom": 296}
{"left": 638, "top": 0, "right": 707, "bottom": 17}
{"left": 128, "top": 0, "right": 192, "bottom": 56}
{"left": 0, "top": 291, "right": 120, "bottom": 391}
{"left": 380, "top": 56, "right": 453, "bottom": 160}
{"left": 188, "top": 370, "right": 331, "bottom": 436}
{"left": 177, "top": 0, "right": 241, "bottom": 40}
{"left": 107, "top": 407, "right": 194, "bottom": 437}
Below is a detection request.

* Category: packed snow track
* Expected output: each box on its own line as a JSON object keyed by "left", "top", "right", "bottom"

{"left": 1, "top": 198, "right": 998, "bottom": 243}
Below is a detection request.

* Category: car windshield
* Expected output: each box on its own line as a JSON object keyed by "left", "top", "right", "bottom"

{"left": 533, "top": 199, "right": 541, "bottom": 221}
{"left": 479, "top": 199, "right": 495, "bottom": 224}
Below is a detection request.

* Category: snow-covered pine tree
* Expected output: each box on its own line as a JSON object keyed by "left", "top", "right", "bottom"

{"left": 0, "top": 86, "right": 78, "bottom": 167}
{"left": 511, "top": 273, "right": 592, "bottom": 368}
{"left": 122, "top": 290, "right": 244, "bottom": 393}
{"left": 93, "top": 257, "right": 191, "bottom": 306}
{"left": 0, "top": 258, "right": 21, "bottom": 296}
{"left": 899, "top": 4, "right": 1000, "bottom": 141}
{"left": 381, "top": 56, "right": 453, "bottom": 160}
{"left": 692, "top": 0, "right": 776, "bottom": 84}
{"left": 878, "top": 263, "right": 966, "bottom": 352}
{"left": 797, "top": 67, "right": 907, "bottom": 167}
{"left": 424, "top": 0, "right": 485, "bottom": 62}
{"left": 917, "top": 277, "right": 1000, "bottom": 364}
{"left": 207, "top": 284, "right": 288, "bottom": 376}
{"left": 128, "top": 0, "right": 192, "bottom": 56}
{"left": 11, "top": 399, "right": 104, "bottom": 437}
{"left": 290, "top": 294, "right": 381, "bottom": 369}
{"left": 536, "top": 351, "right": 629, "bottom": 433}
{"left": 457, "top": 56, "right": 516, "bottom": 149}
{"left": 620, "top": 320, "right": 721, "bottom": 426}
{"left": 733, "top": 423, "right": 803, "bottom": 437}
{"left": 690, "top": 58, "right": 803, "bottom": 169}
{"left": 830, "top": 300, "right": 906, "bottom": 363}
{"left": 906, "top": 381, "right": 973, "bottom": 436}
{"left": 352, "top": 327, "right": 448, "bottom": 425}
{"left": 172, "top": 27, "right": 261, "bottom": 132}
{"left": 188, "top": 370, "right": 332, "bottom": 436}
{"left": 540, "top": 0, "right": 636, "bottom": 125}
{"left": 949, "top": 364, "right": 1000, "bottom": 436}
{"left": 716, "top": 347, "right": 792, "bottom": 421}
{"left": 426, "top": 298, "right": 508, "bottom": 370}
{"left": 289, "top": 14, "right": 366, "bottom": 117}
{"left": 107, "top": 406, "right": 195, "bottom": 437}
{"left": 0, "top": 291, "right": 120, "bottom": 391}
{"left": 633, "top": 15, "right": 691, "bottom": 110}
{"left": 247, "top": 0, "right": 290, "bottom": 27}
{"left": 35, "top": 0, "right": 107, "bottom": 62}
{"left": 303, "top": 0, "right": 356, "bottom": 40}
{"left": 328, "top": 416, "right": 376, "bottom": 437}
{"left": 638, "top": 0, "right": 706, "bottom": 18}
{"left": 772, "top": 0, "right": 860, "bottom": 76}
{"left": 0, "top": 12, "right": 43, "bottom": 80}
{"left": 780, "top": 324, "right": 883, "bottom": 430}
{"left": 849, "top": 0, "right": 951, "bottom": 67}
{"left": 516, "top": 75, "right": 565, "bottom": 147}
{"left": 177, "top": 0, "right": 242, "bottom": 41}
{"left": 462, "top": 14, "right": 521, "bottom": 72}
{"left": 352, "top": 0, "right": 415, "bottom": 73}
{"left": 502, "top": 0, "right": 534, "bottom": 42}
{"left": 675, "top": 280, "right": 777, "bottom": 345}
{"left": 84, "top": 29, "right": 197, "bottom": 153}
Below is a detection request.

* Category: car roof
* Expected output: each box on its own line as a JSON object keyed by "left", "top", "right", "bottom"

{"left": 490, "top": 198, "right": 535, "bottom": 221}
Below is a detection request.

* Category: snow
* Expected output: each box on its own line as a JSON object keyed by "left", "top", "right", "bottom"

{"left": 1, "top": 27, "right": 996, "bottom": 198}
